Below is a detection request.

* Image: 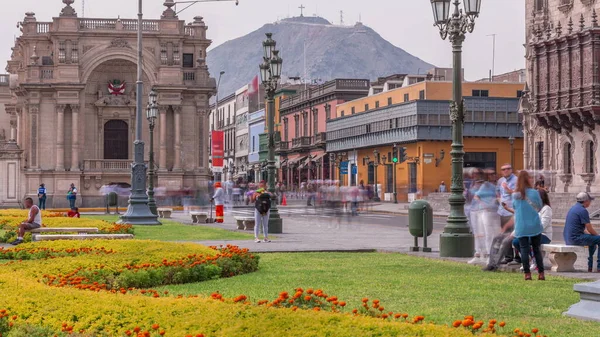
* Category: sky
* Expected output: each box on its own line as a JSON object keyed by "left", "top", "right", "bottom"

{"left": 1, "top": 0, "right": 525, "bottom": 81}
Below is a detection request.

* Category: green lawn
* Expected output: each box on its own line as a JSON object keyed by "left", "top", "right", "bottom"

{"left": 157, "top": 252, "right": 598, "bottom": 337}
{"left": 86, "top": 215, "right": 254, "bottom": 241}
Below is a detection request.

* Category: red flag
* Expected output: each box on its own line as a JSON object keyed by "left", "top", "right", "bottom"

{"left": 248, "top": 75, "right": 259, "bottom": 94}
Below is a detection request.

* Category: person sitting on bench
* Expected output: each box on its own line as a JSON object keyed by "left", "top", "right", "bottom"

{"left": 11, "top": 197, "right": 42, "bottom": 246}
{"left": 67, "top": 207, "right": 81, "bottom": 218}
{"left": 564, "top": 192, "right": 600, "bottom": 273}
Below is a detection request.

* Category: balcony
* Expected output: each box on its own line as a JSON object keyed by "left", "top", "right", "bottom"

{"left": 314, "top": 132, "right": 327, "bottom": 145}
{"left": 292, "top": 137, "right": 311, "bottom": 149}
{"left": 276, "top": 141, "right": 290, "bottom": 152}
{"left": 280, "top": 79, "right": 370, "bottom": 110}
{"left": 83, "top": 160, "right": 132, "bottom": 172}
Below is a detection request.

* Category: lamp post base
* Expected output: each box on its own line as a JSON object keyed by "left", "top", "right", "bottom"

{"left": 118, "top": 199, "right": 161, "bottom": 226}
{"left": 439, "top": 232, "right": 474, "bottom": 257}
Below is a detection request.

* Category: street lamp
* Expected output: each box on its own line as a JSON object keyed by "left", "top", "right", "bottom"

{"left": 118, "top": 0, "right": 160, "bottom": 225}
{"left": 146, "top": 90, "right": 159, "bottom": 217}
{"left": 260, "top": 32, "right": 284, "bottom": 234}
{"left": 372, "top": 149, "right": 381, "bottom": 202}
{"left": 430, "top": 0, "right": 480, "bottom": 257}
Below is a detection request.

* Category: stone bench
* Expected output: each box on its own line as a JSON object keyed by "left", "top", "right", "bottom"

{"left": 542, "top": 244, "right": 587, "bottom": 272}
{"left": 234, "top": 216, "right": 255, "bottom": 231}
{"left": 33, "top": 234, "right": 134, "bottom": 241}
{"left": 157, "top": 208, "right": 173, "bottom": 219}
{"left": 29, "top": 227, "right": 99, "bottom": 234}
{"left": 564, "top": 280, "right": 600, "bottom": 322}
{"left": 190, "top": 211, "right": 209, "bottom": 224}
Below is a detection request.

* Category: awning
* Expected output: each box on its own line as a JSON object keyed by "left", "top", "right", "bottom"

{"left": 288, "top": 156, "right": 307, "bottom": 167}
{"left": 311, "top": 153, "right": 327, "bottom": 163}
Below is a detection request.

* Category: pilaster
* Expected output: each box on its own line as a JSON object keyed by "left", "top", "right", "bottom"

{"left": 55, "top": 104, "right": 66, "bottom": 170}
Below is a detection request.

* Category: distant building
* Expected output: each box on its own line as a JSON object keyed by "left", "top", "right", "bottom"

{"left": 209, "top": 93, "right": 236, "bottom": 182}
{"left": 521, "top": 0, "right": 600, "bottom": 194}
{"left": 476, "top": 69, "right": 526, "bottom": 83}
{"left": 248, "top": 109, "right": 265, "bottom": 183}
{"left": 327, "top": 80, "right": 524, "bottom": 201}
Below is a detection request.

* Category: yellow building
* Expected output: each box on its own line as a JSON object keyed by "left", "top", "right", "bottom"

{"left": 327, "top": 80, "right": 525, "bottom": 202}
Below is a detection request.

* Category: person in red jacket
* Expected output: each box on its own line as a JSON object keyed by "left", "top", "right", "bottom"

{"left": 67, "top": 207, "right": 80, "bottom": 218}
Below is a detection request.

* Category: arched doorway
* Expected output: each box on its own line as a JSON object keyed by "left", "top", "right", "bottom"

{"left": 104, "top": 120, "right": 129, "bottom": 159}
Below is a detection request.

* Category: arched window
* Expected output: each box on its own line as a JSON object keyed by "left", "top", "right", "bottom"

{"left": 586, "top": 141, "right": 595, "bottom": 174}
{"left": 563, "top": 143, "right": 572, "bottom": 174}
{"left": 104, "top": 120, "right": 129, "bottom": 160}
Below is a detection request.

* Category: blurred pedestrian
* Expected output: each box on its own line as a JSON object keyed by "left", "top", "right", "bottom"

{"left": 37, "top": 183, "right": 47, "bottom": 210}
{"left": 211, "top": 182, "right": 225, "bottom": 223}
{"left": 439, "top": 181, "right": 447, "bottom": 193}
{"left": 67, "top": 183, "right": 78, "bottom": 209}
{"left": 497, "top": 164, "right": 517, "bottom": 264}
{"left": 252, "top": 181, "right": 271, "bottom": 243}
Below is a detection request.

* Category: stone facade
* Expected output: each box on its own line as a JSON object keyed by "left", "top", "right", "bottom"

{"left": 0, "top": 0, "right": 216, "bottom": 207}
{"left": 522, "top": 0, "right": 600, "bottom": 194}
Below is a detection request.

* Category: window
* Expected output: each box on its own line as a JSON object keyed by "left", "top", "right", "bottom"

{"left": 173, "top": 45, "right": 180, "bottom": 65}
{"left": 368, "top": 163, "right": 375, "bottom": 185}
{"left": 535, "top": 0, "right": 545, "bottom": 11}
{"left": 183, "top": 53, "right": 194, "bottom": 68}
{"left": 252, "top": 136, "right": 255, "bottom": 152}
{"left": 325, "top": 104, "right": 331, "bottom": 120}
{"left": 404, "top": 93, "right": 409, "bottom": 102}
{"left": 341, "top": 110, "right": 345, "bottom": 117}
{"left": 283, "top": 118, "right": 289, "bottom": 141}
{"left": 58, "top": 42, "right": 66, "bottom": 63}
{"left": 419, "top": 90, "right": 425, "bottom": 100}
{"left": 536, "top": 142, "right": 544, "bottom": 170}
{"left": 586, "top": 141, "right": 595, "bottom": 174}
{"left": 303, "top": 112, "right": 308, "bottom": 137}
{"left": 375, "top": 101, "right": 380, "bottom": 108}
{"left": 160, "top": 44, "right": 168, "bottom": 65}
{"left": 386, "top": 165, "right": 393, "bottom": 193}
{"left": 408, "top": 163, "right": 417, "bottom": 193}
{"left": 564, "top": 143, "right": 572, "bottom": 174}
{"left": 387, "top": 97, "right": 392, "bottom": 105}
{"left": 313, "top": 109, "right": 318, "bottom": 136}
{"left": 71, "top": 44, "right": 79, "bottom": 63}
{"left": 464, "top": 152, "right": 497, "bottom": 169}
{"left": 366, "top": 124, "right": 371, "bottom": 133}
{"left": 472, "top": 90, "right": 490, "bottom": 97}
{"left": 365, "top": 104, "right": 369, "bottom": 111}
{"left": 42, "top": 56, "right": 54, "bottom": 66}
{"left": 294, "top": 115, "right": 299, "bottom": 138}
{"left": 351, "top": 107, "right": 355, "bottom": 114}
{"left": 517, "top": 90, "right": 523, "bottom": 98}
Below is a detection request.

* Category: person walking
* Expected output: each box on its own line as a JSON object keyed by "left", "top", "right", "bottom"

{"left": 67, "top": 183, "right": 78, "bottom": 209}
{"left": 439, "top": 181, "right": 447, "bottom": 193}
{"left": 37, "top": 184, "right": 47, "bottom": 210}
{"left": 497, "top": 164, "right": 517, "bottom": 263}
{"left": 211, "top": 182, "right": 225, "bottom": 223}
{"left": 512, "top": 170, "right": 545, "bottom": 281}
{"left": 252, "top": 181, "right": 271, "bottom": 243}
{"left": 474, "top": 172, "right": 500, "bottom": 263}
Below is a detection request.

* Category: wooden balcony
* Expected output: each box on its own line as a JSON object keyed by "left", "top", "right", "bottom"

{"left": 314, "top": 132, "right": 327, "bottom": 145}
{"left": 276, "top": 141, "right": 290, "bottom": 152}
{"left": 292, "top": 137, "right": 311, "bottom": 149}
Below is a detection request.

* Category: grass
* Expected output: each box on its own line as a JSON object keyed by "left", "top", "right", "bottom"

{"left": 157, "top": 252, "right": 598, "bottom": 337}
{"left": 86, "top": 215, "right": 254, "bottom": 241}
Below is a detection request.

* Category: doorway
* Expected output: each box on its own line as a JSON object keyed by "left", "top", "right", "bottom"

{"left": 104, "top": 120, "right": 129, "bottom": 159}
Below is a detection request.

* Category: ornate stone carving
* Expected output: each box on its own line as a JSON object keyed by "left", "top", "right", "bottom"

{"left": 60, "top": 0, "right": 77, "bottom": 17}
{"left": 107, "top": 38, "right": 131, "bottom": 49}
{"left": 83, "top": 176, "right": 91, "bottom": 190}
{"left": 94, "top": 177, "right": 103, "bottom": 190}
{"left": 95, "top": 95, "right": 131, "bottom": 106}
{"left": 82, "top": 45, "right": 94, "bottom": 54}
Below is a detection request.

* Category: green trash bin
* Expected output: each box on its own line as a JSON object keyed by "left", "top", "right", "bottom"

{"left": 408, "top": 200, "right": 433, "bottom": 252}
{"left": 107, "top": 192, "right": 118, "bottom": 207}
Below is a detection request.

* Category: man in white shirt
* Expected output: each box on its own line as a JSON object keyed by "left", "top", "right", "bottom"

{"left": 11, "top": 197, "right": 42, "bottom": 245}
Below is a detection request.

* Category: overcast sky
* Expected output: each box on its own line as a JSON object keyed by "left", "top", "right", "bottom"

{"left": 1, "top": 0, "right": 525, "bottom": 81}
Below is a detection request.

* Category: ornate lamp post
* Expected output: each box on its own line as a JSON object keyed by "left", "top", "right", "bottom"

{"left": 372, "top": 149, "right": 381, "bottom": 202}
{"left": 118, "top": 0, "right": 160, "bottom": 225}
{"left": 260, "top": 33, "right": 284, "bottom": 233}
{"left": 509, "top": 136, "right": 515, "bottom": 167}
{"left": 146, "top": 90, "right": 159, "bottom": 216}
{"left": 430, "top": 0, "right": 480, "bottom": 257}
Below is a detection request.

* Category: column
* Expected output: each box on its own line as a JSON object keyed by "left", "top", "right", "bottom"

{"left": 159, "top": 106, "right": 167, "bottom": 170}
{"left": 9, "top": 120, "right": 16, "bottom": 142}
{"left": 173, "top": 106, "right": 182, "bottom": 170}
{"left": 56, "top": 105, "right": 65, "bottom": 170}
{"left": 70, "top": 105, "right": 79, "bottom": 171}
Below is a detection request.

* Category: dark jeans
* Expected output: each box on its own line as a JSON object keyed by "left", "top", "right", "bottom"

{"left": 38, "top": 197, "right": 46, "bottom": 210}
{"left": 573, "top": 234, "right": 600, "bottom": 270}
{"left": 69, "top": 198, "right": 76, "bottom": 209}
{"left": 512, "top": 235, "right": 551, "bottom": 258}
{"left": 518, "top": 234, "right": 544, "bottom": 274}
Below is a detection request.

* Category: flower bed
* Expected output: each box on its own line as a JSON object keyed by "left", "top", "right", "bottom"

{"left": 0, "top": 213, "right": 133, "bottom": 243}
{"left": 0, "top": 240, "right": 549, "bottom": 336}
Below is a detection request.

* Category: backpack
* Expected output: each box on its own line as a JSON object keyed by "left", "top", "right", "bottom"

{"left": 255, "top": 193, "right": 272, "bottom": 215}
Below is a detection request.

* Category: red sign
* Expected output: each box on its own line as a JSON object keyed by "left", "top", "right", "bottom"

{"left": 212, "top": 131, "right": 224, "bottom": 167}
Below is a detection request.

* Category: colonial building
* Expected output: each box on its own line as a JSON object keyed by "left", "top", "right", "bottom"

{"left": 277, "top": 79, "right": 370, "bottom": 188}
{"left": 209, "top": 93, "right": 235, "bottom": 182}
{"left": 248, "top": 108, "right": 265, "bottom": 182}
{"left": 327, "top": 80, "right": 525, "bottom": 201}
{"left": 522, "top": 0, "right": 600, "bottom": 194}
{"left": 0, "top": 0, "right": 215, "bottom": 207}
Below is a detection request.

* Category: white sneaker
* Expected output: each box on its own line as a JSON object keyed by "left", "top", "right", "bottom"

{"left": 468, "top": 257, "right": 480, "bottom": 264}
{"left": 255, "top": 238, "right": 261, "bottom": 243}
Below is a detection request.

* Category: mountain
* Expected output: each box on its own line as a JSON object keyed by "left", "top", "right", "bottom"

{"left": 206, "top": 16, "right": 434, "bottom": 98}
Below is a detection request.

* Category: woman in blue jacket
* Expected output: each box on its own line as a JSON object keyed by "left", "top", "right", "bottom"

{"left": 512, "top": 171, "right": 545, "bottom": 281}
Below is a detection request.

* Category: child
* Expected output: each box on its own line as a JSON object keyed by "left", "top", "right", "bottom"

{"left": 67, "top": 207, "right": 81, "bottom": 218}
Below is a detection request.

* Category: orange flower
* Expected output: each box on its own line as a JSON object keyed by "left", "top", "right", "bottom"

{"left": 151, "top": 324, "right": 159, "bottom": 330}
{"left": 339, "top": 301, "right": 346, "bottom": 307}
{"left": 361, "top": 298, "right": 368, "bottom": 303}
{"left": 291, "top": 306, "right": 298, "bottom": 311}
{"left": 11, "top": 316, "right": 16, "bottom": 320}
{"left": 489, "top": 319, "right": 497, "bottom": 325}
{"left": 462, "top": 319, "right": 472, "bottom": 327}
{"left": 196, "top": 334, "right": 204, "bottom": 337}
{"left": 352, "top": 309, "right": 358, "bottom": 314}
{"left": 532, "top": 328, "right": 539, "bottom": 333}
{"left": 134, "top": 327, "right": 141, "bottom": 333}
{"left": 125, "top": 330, "right": 132, "bottom": 336}
{"left": 378, "top": 307, "right": 385, "bottom": 312}
{"left": 304, "top": 296, "right": 312, "bottom": 301}
{"left": 452, "top": 320, "right": 462, "bottom": 328}
{"left": 307, "top": 288, "right": 314, "bottom": 294}
{"left": 159, "top": 331, "right": 165, "bottom": 336}
{"left": 472, "top": 323, "right": 482, "bottom": 330}
{"left": 313, "top": 307, "right": 321, "bottom": 312}
{"left": 499, "top": 321, "right": 506, "bottom": 327}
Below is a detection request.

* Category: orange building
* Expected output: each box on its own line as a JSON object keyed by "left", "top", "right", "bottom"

{"left": 327, "top": 80, "right": 525, "bottom": 202}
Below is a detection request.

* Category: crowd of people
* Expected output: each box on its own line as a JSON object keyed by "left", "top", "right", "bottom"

{"left": 466, "top": 163, "right": 600, "bottom": 279}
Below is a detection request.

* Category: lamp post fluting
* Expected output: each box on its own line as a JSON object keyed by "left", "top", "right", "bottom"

{"left": 260, "top": 33, "right": 284, "bottom": 234}
{"left": 146, "top": 90, "right": 159, "bottom": 217}
{"left": 430, "top": 0, "right": 480, "bottom": 257}
{"left": 118, "top": 0, "right": 160, "bottom": 225}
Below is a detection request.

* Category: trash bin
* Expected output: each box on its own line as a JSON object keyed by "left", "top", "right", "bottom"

{"left": 107, "top": 192, "right": 118, "bottom": 207}
{"left": 408, "top": 200, "right": 433, "bottom": 252}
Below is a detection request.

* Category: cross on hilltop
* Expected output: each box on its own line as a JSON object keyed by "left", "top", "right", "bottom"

{"left": 299, "top": 4, "right": 305, "bottom": 17}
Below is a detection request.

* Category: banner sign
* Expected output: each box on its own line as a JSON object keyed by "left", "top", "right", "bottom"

{"left": 339, "top": 161, "right": 349, "bottom": 175}
{"left": 212, "top": 131, "right": 224, "bottom": 167}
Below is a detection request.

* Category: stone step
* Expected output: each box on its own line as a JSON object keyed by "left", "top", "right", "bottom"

{"left": 30, "top": 227, "right": 99, "bottom": 233}
{"left": 33, "top": 234, "right": 134, "bottom": 241}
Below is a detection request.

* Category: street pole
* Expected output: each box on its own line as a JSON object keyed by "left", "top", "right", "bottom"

{"left": 393, "top": 161, "right": 397, "bottom": 204}
{"left": 431, "top": 0, "right": 480, "bottom": 257}
{"left": 373, "top": 149, "right": 380, "bottom": 202}
{"left": 147, "top": 92, "right": 158, "bottom": 216}
{"left": 260, "top": 33, "right": 283, "bottom": 234}
{"left": 118, "top": 0, "right": 160, "bottom": 225}
{"left": 509, "top": 136, "right": 515, "bottom": 168}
